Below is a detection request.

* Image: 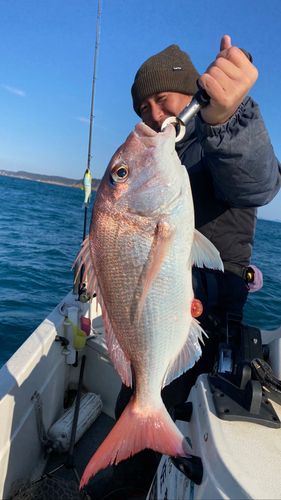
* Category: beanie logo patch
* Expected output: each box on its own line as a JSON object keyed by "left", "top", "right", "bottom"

{"left": 173, "top": 67, "right": 182, "bottom": 71}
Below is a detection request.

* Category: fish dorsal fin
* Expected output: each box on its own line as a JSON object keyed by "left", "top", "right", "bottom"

{"left": 73, "top": 236, "right": 133, "bottom": 388}
{"left": 162, "top": 318, "right": 207, "bottom": 388}
{"left": 138, "top": 219, "right": 175, "bottom": 322}
{"left": 191, "top": 229, "right": 224, "bottom": 270}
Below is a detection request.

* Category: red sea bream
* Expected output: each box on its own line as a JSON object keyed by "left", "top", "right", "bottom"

{"left": 74, "top": 122, "right": 223, "bottom": 487}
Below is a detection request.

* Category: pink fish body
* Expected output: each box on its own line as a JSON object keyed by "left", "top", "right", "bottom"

{"left": 75, "top": 122, "right": 223, "bottom": 487}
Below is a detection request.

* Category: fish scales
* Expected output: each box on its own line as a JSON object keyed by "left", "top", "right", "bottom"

{"left": 74, "top": 122, "right": 223, "bottom": 487}
{"left": 90, "top": 189, "right": 192, "bottom": 386}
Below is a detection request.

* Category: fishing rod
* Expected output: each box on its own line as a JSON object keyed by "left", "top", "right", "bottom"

{"left": 83, "top": 0, "right": 101, "bottom": 238}
{"left": 76, "top": 0, "right": 101, "bottom": 298}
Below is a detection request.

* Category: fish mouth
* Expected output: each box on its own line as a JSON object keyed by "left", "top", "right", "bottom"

{"left": 134, "top": 122, "right": 175, "bottom": 148}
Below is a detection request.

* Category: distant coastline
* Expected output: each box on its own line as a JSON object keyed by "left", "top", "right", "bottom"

{"left": 258, "top": 216, "right": 281, "bottom": 224}
{"left": 0, "top": 169, "right": 101, "bottom": 190}
{"left": 1, "top": 169, "right": 280, "bottom": 223}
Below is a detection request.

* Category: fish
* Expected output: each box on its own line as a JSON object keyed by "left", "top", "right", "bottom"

{"left": 74, "top": 121, "right": 223, "bottom": 488}
{"left": 82, "top": 168, "right": 91, "bottom": 208}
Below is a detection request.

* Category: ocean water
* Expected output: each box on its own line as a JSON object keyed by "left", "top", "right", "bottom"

{"left": 0, "top": 175, "right": 90, "bottom": 368}
{"left": 0, "top": 175, "right": 281, "bottom": 368}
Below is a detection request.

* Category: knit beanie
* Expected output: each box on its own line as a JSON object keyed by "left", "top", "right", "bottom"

{"left": 131, "top": 45, "right": 200, "bottom": 116}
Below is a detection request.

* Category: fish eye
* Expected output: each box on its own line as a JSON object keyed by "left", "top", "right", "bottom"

{"left": 111, "top": 164, "right": 129, "bottom": 183}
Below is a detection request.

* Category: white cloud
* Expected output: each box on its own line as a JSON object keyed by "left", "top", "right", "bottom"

{"left": 77, "top": 117, "right": 90, "bottom": 123}
{"left": 3, "top": 85, "right": 26, "bottom": 97}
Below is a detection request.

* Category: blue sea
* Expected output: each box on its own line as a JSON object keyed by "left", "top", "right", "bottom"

{"left": 0, "top": 175, "right": 281, "bottom": 368}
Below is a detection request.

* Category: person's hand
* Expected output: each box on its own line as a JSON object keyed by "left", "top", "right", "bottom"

{"left": 198, "top": 35, "right": 258, "bottom": 126}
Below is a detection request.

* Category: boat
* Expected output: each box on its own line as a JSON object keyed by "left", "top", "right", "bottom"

{"left": 0, "top": 283, "right": 281, "bottom": 500}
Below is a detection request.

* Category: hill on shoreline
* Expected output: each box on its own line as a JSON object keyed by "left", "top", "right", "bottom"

{"left": 0, "top": 169, "right": 101, "bottom": 190}
{"left": 1, "top": 169, "right": 280, "bottom": 223}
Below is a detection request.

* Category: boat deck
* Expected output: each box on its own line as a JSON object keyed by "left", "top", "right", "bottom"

{"left": 44, "top": 410, "right": 157, "bottom": 500}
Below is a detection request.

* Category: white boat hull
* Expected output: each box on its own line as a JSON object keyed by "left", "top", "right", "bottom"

{"left": 0, "top": 291, "right": 121, "bottom": 500}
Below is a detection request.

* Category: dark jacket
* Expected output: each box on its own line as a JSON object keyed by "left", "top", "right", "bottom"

{"left": 176, "top": 96, "right": 281, "bottom": 267}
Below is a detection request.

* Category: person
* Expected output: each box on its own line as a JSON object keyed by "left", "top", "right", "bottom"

{"left": 115, "top": 35, "right": 281, "bottom": 418}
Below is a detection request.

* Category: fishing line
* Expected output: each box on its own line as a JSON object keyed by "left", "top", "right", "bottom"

{"left": 79, "top": 0, "right": 102, "bottom": 295}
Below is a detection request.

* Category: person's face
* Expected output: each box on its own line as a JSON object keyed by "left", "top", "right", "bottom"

{"left": 139, "top": 92, "right": 193, "bottom": 132}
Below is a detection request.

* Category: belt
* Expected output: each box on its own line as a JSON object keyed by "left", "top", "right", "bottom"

{"left": 223, "top": 262, "right": 254, "bottom": 283}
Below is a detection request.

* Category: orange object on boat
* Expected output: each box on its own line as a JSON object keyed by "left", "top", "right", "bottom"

{"left": 191, "top": 299, "right": 203, "bottom": 318}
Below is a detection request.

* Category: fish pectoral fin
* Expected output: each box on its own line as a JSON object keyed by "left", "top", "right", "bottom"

{"left": 162, "top": 318, "right": 208, "bottom": 388}
{"left": 190, "top": 229, "right": 224, "bottom": 271}
{"left": 72, "top": 236, "right": 133, "bottom": 387}
{"left": 138, "top": 219, "right": 175, "bottom": 322}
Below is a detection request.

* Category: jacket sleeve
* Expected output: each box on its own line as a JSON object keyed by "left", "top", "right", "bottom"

{"left": 195, "top": 96, "right": 281, "bottom": 208}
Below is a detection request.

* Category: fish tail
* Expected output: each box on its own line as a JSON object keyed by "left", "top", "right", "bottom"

{"left": 79, "top": 396, "right": 189, "bottom": 488}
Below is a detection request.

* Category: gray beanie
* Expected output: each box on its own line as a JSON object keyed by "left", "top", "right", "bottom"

{"left": 131, "top": 45, "right": 200, "bottom": 116}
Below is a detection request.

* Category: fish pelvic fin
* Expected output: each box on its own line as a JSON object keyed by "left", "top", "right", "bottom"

{"left": 162, "top": 318, "right": 208, "bottom": 388}
{"left": 191, "top": 229, "right": 224, "bottom": 271}
{"left": 72, "top": 236, "right": 133, "bottom": 387}
{"left": 138, "top": 219, "right": 175, "bottom": 323}
{"left": 79, "top": 396, "right": 189, "bottom": 489}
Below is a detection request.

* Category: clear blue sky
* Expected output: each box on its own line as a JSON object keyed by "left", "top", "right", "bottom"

{"left": 1, "top": 0, "right": 281, "bottom": 221}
